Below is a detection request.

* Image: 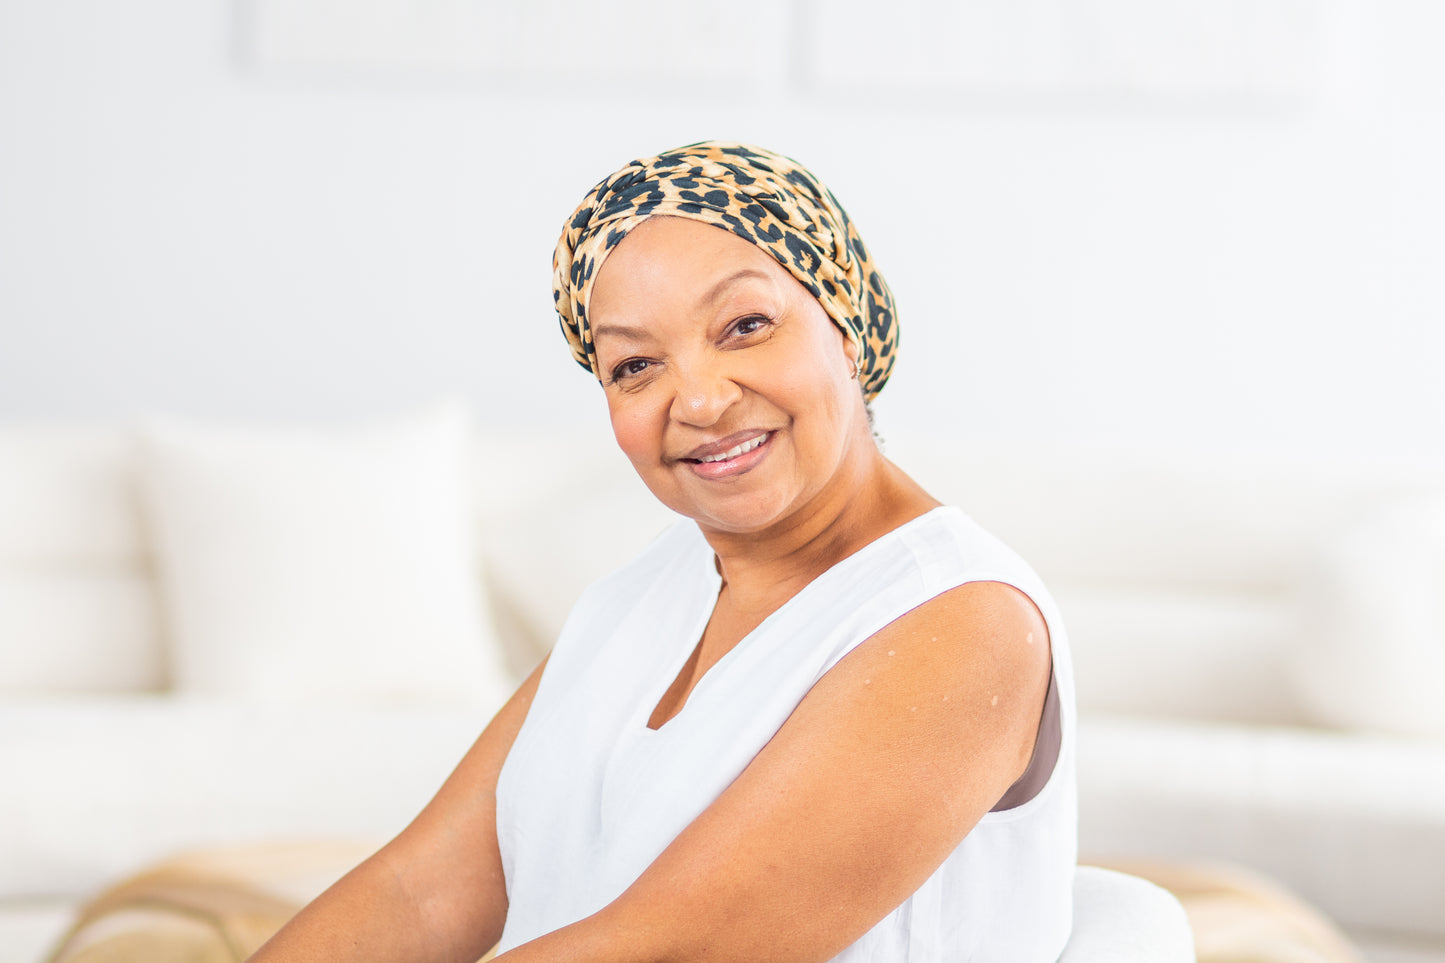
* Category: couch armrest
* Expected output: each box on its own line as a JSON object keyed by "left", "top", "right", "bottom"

{"left": 0, "top": 695, "right": 488, "bottom": 902}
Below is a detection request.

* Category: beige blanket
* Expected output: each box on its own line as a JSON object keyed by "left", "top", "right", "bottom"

{"left": 45, "top": 842, "right": 1357, "bottom": 963}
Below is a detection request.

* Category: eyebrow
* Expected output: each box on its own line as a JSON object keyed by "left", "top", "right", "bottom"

{"left": 591, "top": 321, "right": 653, "bottom": 343}
{"left": 591, "top": 268, "right": 775, "bottom": 344}
{"left": 699, "top": 267, "right": 774, "bottom": 307}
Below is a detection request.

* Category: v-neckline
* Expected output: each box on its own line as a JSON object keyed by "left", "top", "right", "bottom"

{"left": 640, "top": 507, "right": 954, "bottom": 733}
{"left": 642, "top": 543, "right": 722, "bottom": 732}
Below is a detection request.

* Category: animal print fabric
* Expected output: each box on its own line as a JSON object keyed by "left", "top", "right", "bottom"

{"left": 551, "top": 141, "right": 899, "bottom": 400}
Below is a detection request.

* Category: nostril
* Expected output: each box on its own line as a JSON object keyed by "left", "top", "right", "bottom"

{"left": 669, "top": 371, "right": 743, "bottom": 428}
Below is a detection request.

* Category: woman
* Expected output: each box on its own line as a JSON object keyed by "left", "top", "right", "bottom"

{"left": 251, "top": 141, "right": 1076, "bottom": 962}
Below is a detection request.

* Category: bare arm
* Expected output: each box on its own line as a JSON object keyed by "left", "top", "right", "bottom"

{"left": 494, "top": 580, "right": 1053, "bottom": 963}
{"left": 247, "top": 658, "right": 548, "bottom": 963}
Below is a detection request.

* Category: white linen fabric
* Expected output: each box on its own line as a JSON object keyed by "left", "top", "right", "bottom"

{"left": 495, "top": 507, "right": 1078, "bottom": 961}
{"left": 1058, "top": 867, "right": 1194, "bottom": 962}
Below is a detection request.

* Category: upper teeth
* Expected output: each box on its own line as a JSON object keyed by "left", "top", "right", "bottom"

{"left": 698, "top": 434, "right": 767, "bottom": 463}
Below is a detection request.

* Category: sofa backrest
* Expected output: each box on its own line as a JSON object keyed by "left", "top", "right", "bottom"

{"left": 4, "top": 425, "right": 1443, "bottom": 727}
{"left": 887, "top": 437, "right": 1445, "bottom": 726}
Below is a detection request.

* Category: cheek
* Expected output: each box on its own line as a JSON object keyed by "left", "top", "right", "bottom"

{"left": 606, "top": 393, "right": 662, "bottom": 469}
{"left": 797, "top": 327, "right": 857, "bottom": 414}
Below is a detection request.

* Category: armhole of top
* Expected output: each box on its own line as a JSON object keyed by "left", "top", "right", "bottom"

{"left": 989, "top": 665, "right": 1061, "bottom": 812}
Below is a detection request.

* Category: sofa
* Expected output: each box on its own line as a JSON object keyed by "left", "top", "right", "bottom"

{"left": 2, "top": 406, "right": 1443, "bottom": 962}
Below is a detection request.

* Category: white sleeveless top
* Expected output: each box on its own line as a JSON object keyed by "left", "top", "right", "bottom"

{"left": 494, "top": 506, "right": 1077, "bottom": 960}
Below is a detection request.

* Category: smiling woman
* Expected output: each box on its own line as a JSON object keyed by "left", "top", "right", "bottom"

{"left": 248, "top": 142, "right": 1077, "bottom": 963}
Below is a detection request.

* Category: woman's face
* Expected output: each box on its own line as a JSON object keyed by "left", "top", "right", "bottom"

{"left": 588, "top": 216, "right": 870, "bottom": 537}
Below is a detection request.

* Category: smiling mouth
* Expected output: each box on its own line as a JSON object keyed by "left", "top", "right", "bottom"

{"left": 689, "top": 433, "right": 770, "bottom": 464}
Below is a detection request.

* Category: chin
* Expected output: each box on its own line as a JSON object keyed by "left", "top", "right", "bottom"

{"left": 631, "top": 471, "right": 776, "bottom": 531}
{"left": 685, "top": 487, "right": 808, "bottom": 536}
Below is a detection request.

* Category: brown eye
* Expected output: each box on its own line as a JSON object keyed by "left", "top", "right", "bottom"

{"left": 611, "top": 358, "right": 652, "bottom": 382}
{"left": 731, "top": 315, "right": 770, "bottom": 337}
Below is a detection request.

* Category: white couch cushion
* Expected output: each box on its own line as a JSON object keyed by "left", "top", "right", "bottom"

{"left": 0, "top": 428, "right": 164, "bottom": 693}
{"left": 0, "top": 428, "right": 146, "bottom": 566}
{"left": 0, "top": 570, "right": 164, "bottom": 693}
{"left": 137, "top": 404, "right": 511, "bottom": 708}
{"left": 1294, "top": 497, "right": 1445, "bottom": 739}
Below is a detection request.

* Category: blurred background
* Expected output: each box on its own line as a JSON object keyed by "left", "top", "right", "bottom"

{"left": 2, "top": 0, "right": 1442, "bottom": 454}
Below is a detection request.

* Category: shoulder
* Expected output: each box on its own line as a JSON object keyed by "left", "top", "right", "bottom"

{"left": 802, "top": 526, "right": 1056, "bottom": 796}
{"left": 862, "top": 578, "right": 1052, "bottom": 712}
{"left": 753, "top": 575, "right": 1053, "bottom": 840}
{"left": 885, "top": 510, "right": 1056, "bottom": 745}
{"left": 883, "top": 507, "right": 1062, "bottom": 651}
{"left": 834, "top": 506, "right": 1056, "bottom": 633}
{"left": 892, "top": 507, "right": 1041, "bottom": 583}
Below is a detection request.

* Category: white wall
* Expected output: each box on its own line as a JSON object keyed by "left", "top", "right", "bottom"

{"left": 2, "top": 0, "right": 1442, "bottom": 457}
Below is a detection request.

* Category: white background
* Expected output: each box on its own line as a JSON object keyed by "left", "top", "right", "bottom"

{"left": 2, "top": 0, "right": 1442, "bottom": 458}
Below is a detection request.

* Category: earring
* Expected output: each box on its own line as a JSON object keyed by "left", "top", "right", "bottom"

{"left": 849, "top": 357, "right": 860, "bottom": 381}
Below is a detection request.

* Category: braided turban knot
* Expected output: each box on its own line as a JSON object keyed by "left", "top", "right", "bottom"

{"left": 551, "top": 141, "right": 899, "bottom": 401}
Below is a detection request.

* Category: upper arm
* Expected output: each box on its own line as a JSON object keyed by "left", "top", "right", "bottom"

{"left": 506, "top": 581, "right": 1052, "bottom": 962}
{"left": 375, "top": 656, "right": 549, "bottom": 958}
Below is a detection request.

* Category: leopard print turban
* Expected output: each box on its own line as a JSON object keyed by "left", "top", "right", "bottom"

{"left": 552, "top": 141, "right": 898, "bottom": 400}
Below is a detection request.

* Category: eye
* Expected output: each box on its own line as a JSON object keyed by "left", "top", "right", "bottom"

{"left": 729, "top": 314, "right": 772, "bottom": 339}
{"left": 609, "top": 357, "right": 653, "bottom": 384}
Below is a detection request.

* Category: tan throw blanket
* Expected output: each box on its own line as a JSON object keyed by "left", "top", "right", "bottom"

{"left": 46, "top": 842, "right": 1358, "bottom": 963}
{"left": 45, "top": 866, "right": 300, "bottom": 963}
{"left": 44, "top": 840, "right": 501, "bottom": 963}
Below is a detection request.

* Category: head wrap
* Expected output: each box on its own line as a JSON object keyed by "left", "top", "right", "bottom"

{"left": 551, "top": 141, "right": 898, "bottom": 400}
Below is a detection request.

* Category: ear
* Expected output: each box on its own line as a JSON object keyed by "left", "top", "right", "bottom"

{"left": 836, "top": 327, "right": 861, "bottom": 382}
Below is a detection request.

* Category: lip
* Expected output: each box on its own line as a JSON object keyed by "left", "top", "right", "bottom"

{"left": 682, "top": 429, "right": 771, "bottom": 462}
{"left": 678, "top": 429, "right": 774, "bottom": 479}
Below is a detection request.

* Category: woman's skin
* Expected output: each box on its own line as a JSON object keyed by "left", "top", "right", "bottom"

{"left": 248, "top": 217, "right": 1051, "bottom": 963}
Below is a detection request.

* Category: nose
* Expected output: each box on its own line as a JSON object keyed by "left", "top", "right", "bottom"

{"left": 668, "top": 358, "right": 742, "bottom": 428}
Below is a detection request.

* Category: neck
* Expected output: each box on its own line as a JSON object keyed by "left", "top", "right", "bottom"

{"left": 700, "top": 432, "right": 936, "bottom": 613}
